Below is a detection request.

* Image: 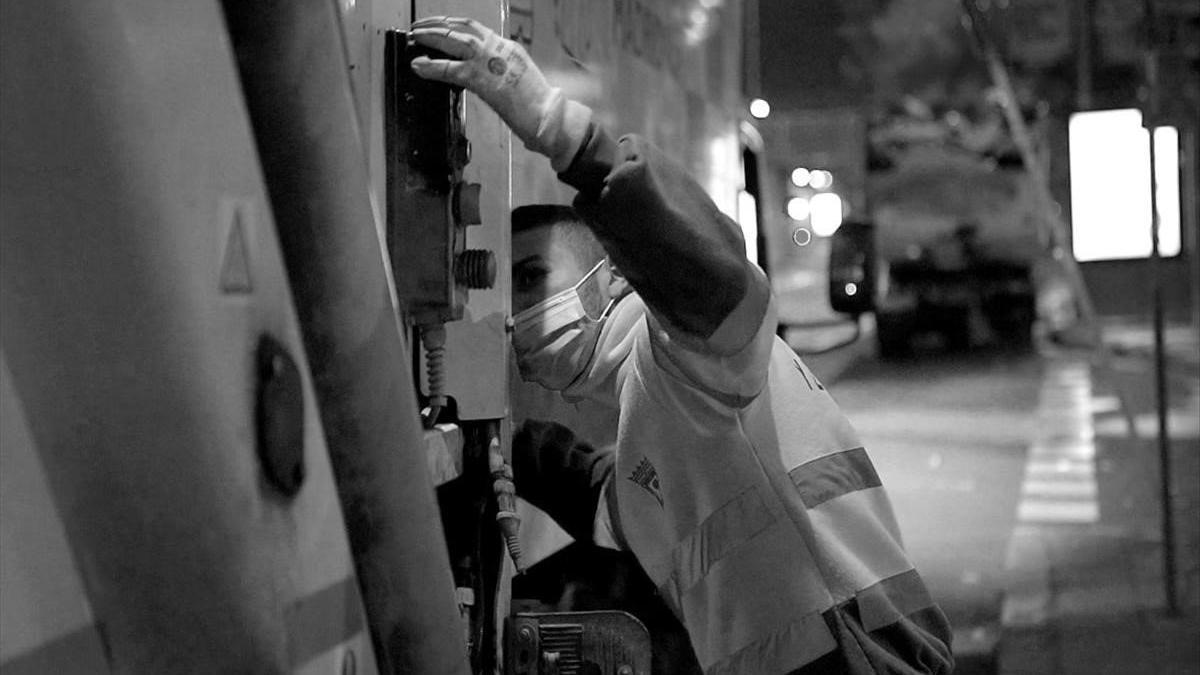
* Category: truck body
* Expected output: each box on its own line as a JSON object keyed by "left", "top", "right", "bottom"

{"left": 0, "top": 1, "right": 755, "bottom": 673}
{"left": 865, "top": 116, "right": 1043, "bottom": 356}
{"left": 763, "top": 106, "right": 1045, "bottom": 357}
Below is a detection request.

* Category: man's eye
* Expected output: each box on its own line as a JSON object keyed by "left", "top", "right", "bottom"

{"left": 515, "top": 268, "right": 547, "bottom": 288}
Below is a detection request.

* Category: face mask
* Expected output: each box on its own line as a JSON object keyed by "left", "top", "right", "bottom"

{"left": 512, "top": 260, "right": 614, "bottom": 391}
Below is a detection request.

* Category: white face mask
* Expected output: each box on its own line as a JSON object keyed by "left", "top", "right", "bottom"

{"left": 512, "top": 260, "right": 614, "bottom": 390}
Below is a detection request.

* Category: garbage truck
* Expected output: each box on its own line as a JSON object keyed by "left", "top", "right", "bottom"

{"left": 826, "top": 108, "right": 1045, "bottom": 358}
{"left": 0, "top": 0, "right": 760, "bottom": 673}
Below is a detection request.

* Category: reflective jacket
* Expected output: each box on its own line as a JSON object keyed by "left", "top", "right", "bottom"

{"left": 551, "top": 116, "right": 954, "bottom": 675}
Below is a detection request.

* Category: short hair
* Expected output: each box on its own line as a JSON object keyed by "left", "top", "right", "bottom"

{"left": 512, "top": 204, "right": 581, "bottom": 233}
{"left": 512, "top": 204, "right": 606, "bottom": 267}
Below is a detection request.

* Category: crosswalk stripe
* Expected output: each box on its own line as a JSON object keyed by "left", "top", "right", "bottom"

{"left": 1021, "top": 480, "right": 1099, "bottom": 499}
{"left": 1015, "top": 360, "right": 1099, "bottom": 525}
{"left": 1017, "top": 500, "right": 1100, "bottom": 523}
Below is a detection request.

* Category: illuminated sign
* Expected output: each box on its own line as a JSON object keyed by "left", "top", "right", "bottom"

{"left": 1069, "top": 109, "right": 1180, "bottom": 262}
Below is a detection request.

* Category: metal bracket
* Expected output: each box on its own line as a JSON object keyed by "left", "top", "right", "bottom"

{"left": 506, "top": 611, "right": 651, "bottom": 675}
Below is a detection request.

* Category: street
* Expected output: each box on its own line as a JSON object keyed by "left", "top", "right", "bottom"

{"left": 816, "top": 329, "right": 1200, "bottom": 674}
{"left": 825, "top": 347, "right": 1041, "bottom": 670}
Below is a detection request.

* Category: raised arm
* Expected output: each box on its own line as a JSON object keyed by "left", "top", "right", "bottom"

{"left": 558, "top": 124, "right": 770, "bottom": 352}
{"left": 410, "top": 17, "right": 770, "bottom": 354}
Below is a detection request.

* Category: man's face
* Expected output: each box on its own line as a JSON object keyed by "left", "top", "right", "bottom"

{"left": 512, "top": 225, "right": 597, "bottom": 315}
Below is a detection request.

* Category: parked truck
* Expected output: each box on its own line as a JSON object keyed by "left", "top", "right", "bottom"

{"left": 825, "top": 106, "right": 1045, "bottom": 358}
{"left": 1, "top": 1, "right": 759, "bottom": 673}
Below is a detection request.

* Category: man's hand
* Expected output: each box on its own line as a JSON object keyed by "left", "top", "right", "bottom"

{"left": 410, "top": 16, "right": 552, "bottom": 147}
{"left": 512, "top": 419, "right": 613, "bottom": 544}
{"left": 410, "top": 16, "right": 589, "bottom": 171}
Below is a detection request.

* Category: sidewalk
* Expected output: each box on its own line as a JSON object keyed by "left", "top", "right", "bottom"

{"left": 1100, "top": 317, "right": 1200, "bottom": 375}
{"left": 788, "top": 314, "right": 878, "bottom": 385}
{"left": 998, "top": 323, "right": 1200, "bottom": 674}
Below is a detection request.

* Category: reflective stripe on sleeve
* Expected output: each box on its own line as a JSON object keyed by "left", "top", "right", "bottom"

{"left": 855, "top": 568, "right": 937, "bottom": 632}
{"left": 662, "top": 486, "right": 776, "bottom": 599}
{"left": 672, "top": 519, "right": 835, "bottom": 669}
{"left": 807, "top": 487, "right": 915, "bottom": 602}
{"left": 789, "top": 447, "right": 881, "bottom": 508}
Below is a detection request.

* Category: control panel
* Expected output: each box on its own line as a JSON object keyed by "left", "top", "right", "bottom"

{"left": 384, "top": 30, "right": 495, "bottom": 325}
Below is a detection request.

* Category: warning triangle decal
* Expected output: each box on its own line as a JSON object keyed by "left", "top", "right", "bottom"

{"left": 219, "top": 205, "right": 253, "bottom": 294}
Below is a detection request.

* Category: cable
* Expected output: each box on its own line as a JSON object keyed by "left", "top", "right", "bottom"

{"left": 488, "top": 432, "right": 525, "bottom": 574}
{"left": 419, "top": 323, "right": 447, "bottom": 428}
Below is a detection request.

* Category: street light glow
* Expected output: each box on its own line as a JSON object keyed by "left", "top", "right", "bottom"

{"left": 749, "top": 98, "right": 770, "bottom": 119}
{"left": 810, "top": 170, "right": 834, "bottom": 190}
{"left": 786, "top": 196, "right": 811, "bottom": 221}
{"left": 810, "top": 192, "right": 843, "bottom": 236}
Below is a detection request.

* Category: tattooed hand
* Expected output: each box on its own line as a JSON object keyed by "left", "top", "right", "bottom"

{"left": 410, "top": 16, "right": 553, "bottom": 151}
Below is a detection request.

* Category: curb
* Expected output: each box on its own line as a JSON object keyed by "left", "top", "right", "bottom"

{"left": 788, "top": 316, "right": 878, "bottom": 384}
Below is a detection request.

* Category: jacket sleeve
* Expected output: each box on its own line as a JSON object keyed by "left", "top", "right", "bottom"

{"left": 558, "top": 118, "right": 774, "bottom": 399}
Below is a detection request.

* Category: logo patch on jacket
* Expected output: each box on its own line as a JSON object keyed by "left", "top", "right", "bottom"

{"left": 628, "top": 457, "right": 663, "bottom": 507}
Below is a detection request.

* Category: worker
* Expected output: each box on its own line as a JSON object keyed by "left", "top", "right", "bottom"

{"left": 411, "top": 17, "right": 954, "bottom": 674}
{"left": 508, "top": 205, "right": 702, "bottom": 673}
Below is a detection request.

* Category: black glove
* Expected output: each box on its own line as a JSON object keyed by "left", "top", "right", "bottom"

{"left": 512, "top": 419, "right": 613, "bottom": 543}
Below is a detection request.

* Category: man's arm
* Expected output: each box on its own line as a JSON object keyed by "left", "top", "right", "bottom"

{"left": 560, "top": 125, "right": 771, "bottom": 357}
{"left": 410, "top": 18, "right": 772, "bottom": 359}
{"left": 512, "top": 419, "right": 613, "bottom": 544}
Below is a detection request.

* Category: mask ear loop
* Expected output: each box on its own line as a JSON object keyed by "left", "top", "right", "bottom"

{"left": 577, "top": 259, "right": 607, "bottom": 286}
{"left": 597, "top": 297, "right": 617, "bottom": 321}
{"left": 593, "top": 255, "right": 626, "bottom": 321}
{"left": 574, "top": 258, "right": 614, "bottom": 321}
